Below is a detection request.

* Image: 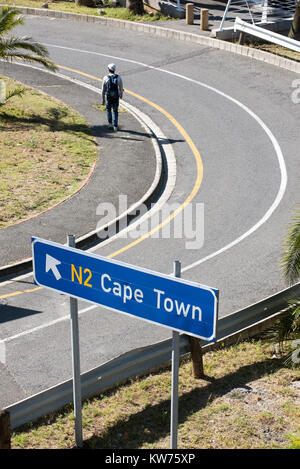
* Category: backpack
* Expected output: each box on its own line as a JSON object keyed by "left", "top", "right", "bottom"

{"left": 106, "top": 74, "right": 119, "bottom": 100}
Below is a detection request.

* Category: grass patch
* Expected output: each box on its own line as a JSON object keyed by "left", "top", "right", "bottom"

{"left": 93, "top": 103, "right": 127, "bottom": 112}
{"left": 11, "top": 340, "right": 300, "bottom": 449}
{"left": 238, "top": 36, "right": 300, "bottom": 63}
{"left": 0, "top": 75, "right": 98, "bottom": 227}
{"left": 251, "top": 42, "right": 300, "bottom": 63}
{"left": 2, "top": 0, "right": 173, "bottom": 22}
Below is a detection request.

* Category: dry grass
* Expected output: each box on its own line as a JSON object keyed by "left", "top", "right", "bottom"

{"left": 0, "top": 75, "right": 98, "bottom": 227}
{"left": 2, "top": 0, "right": 172, "bottom": 21}
{"left": 11, "top": 340, "right": 300, "bottom": 449}
{"left": 251, "top": 43, "right": 300, "bottom": 63}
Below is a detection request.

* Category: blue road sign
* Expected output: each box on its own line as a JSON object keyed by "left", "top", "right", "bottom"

{"left": 32, "top": 238, "right": 218, "bottom": 341}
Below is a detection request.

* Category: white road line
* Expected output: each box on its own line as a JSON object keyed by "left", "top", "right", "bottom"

{"left": 0, "top": 61, "right": 176, "bottom": 284}
{"left": 1, "top": 304, "right": 97, "bottom": 344}
{"left": 45, "top": 43, "right": 288, "bottom": 273}
{"left": 0, "top": 63, "right": 176, "bottom": 345}
{"left": 0, "top": 44, "right": 288, "bottom": 344}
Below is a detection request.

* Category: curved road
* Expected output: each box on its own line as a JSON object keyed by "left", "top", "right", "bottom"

{"left": 0, "top": 15, "right": 299, "bottom": 406}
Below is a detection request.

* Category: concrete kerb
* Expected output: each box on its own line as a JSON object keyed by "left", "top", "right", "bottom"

{"left": 0, "top": 65, "right": 173, "bottom": 281}
{"left": 2, "top": 5, "right": 300, "bottom": 74}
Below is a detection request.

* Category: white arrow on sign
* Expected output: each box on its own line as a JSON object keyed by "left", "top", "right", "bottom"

{"left": 46, "top": 254, "right": 62, "bottom": 280}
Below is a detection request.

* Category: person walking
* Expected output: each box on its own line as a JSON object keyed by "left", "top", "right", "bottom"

{"left": 102, "top": 63, "right": 123, "bottom": 132}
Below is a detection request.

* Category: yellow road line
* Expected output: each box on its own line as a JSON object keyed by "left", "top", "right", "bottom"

{"left": 0, "top": 286, "right": 42, "bottom": 299}
{"left": 58, "top": 65, "right": 203, "bottom": 258}
{"left": 0, "top": 64, "right": 203, "bottom": 299}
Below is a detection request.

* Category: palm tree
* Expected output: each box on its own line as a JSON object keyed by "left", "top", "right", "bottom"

{"left": 0, "top": 6, "right": 57, "bottom": 72}
{"left": 281, "top": 206, "right": 300, "bottom": 285}
{"left": 266, "top": 207, "right": 300, "bottom": 363}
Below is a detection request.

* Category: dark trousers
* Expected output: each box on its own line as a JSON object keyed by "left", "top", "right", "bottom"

{"left": 106, "top": 97, "right": 119, "bottom": 127}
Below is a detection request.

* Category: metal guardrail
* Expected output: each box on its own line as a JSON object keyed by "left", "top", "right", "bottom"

{"left": 234, "top": 17, "right": 300, "bottom": 52}
{"left": 219, "top": 0, "right": 295, "bottom": 31}
{"left": 5, "top": 281, "right": 300, "bottom": 429}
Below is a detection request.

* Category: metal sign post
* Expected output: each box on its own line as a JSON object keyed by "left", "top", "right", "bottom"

{"left": 32, "top": 237, "right": 219, "bottom": 449}
{"left": 170, "top": 260, "right": 181, "bottom": 449}
{"left": 67, "top": 235, "right": 83, "bottom": 448}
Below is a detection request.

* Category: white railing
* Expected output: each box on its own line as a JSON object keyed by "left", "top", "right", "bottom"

{"left": 234, "top": 16, "right": 300, "bottom": 52}
{"left": 218, "top": 0, "right": 295, "bottom": 32}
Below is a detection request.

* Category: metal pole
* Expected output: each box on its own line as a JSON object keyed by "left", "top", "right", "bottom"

{"left": 170, "top": 260, "right": 181, "bottom": 449}
{"left": 261, "top": 0, "right": 268, "bottom": 23}
{"left": 215, "top": 290, "right": 220, "bottom": 344}
{"left": 219, "top": 0, "right": 232, "bottom": 31}
{"left": 176, "top": 0, "right": 184, "bottom": 12}
{"left": 67, "top": 234, "right": 83, "bottom": 448}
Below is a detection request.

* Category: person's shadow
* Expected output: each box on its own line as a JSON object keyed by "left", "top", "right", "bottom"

{"left": 90, "top": 125, "right": 185, "bottom": 145}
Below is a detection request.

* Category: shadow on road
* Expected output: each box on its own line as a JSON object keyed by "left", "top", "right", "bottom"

{"left": 90, "top": 125, "right": 185, "bottom": 145}
{"left": 0, "top": 109, "right": 98, "bottom": 145}
{"left": 0, "top": 304, "right": 41, "bottom": 323}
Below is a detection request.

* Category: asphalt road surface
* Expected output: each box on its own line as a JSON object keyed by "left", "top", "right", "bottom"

{"left": 0, "top": 15, "right": 299, "bottom": 407}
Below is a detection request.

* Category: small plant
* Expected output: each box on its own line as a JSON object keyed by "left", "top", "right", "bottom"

{"left": 13, "top": 433, "right": 30, "bottom": 448}
{"left": 288, "top": 433, "right": 300, "bottom": 449}
{"left": 0, "top": 85, "right": 26, "bottom": 107}
{"left": 46, "top": 107, "right": 68, "bottom": 121}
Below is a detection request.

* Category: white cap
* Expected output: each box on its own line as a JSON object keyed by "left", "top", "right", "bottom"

{"left": 108, "top": 63, "right": 116, "bottom": 72}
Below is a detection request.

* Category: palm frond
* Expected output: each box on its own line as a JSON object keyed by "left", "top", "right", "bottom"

{"left": 0, "top": 7, "right": 24, "bottom": 36}
{"left": 0, "top": 8, "right": 57, "bottom": 72}
{"left": 6, "top": 86, "right": 26, "bottom": 100}
{"left": 263, "top": 300, "right": 300, "bottom": 367}
{"left": 0, "top": 36, "right": 50, "bottom": 58}
{"left": 281, "top": 206, "right": 300, "bottom": 285}
{"left": 0, "top": 86, "right": 27, "bottom": 107}
{"left": 290, "top": 301, "right": 300, "bottom": 330}
{"left": 1, "top": 51, "right": 58, "bottom": 72}
{"left": 263, "top": 308, "right": 296, "bottom": 346}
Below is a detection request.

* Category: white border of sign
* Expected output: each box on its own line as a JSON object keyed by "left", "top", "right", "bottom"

{"left": 32, "top": 237, "right": 219, "bottom": 341}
